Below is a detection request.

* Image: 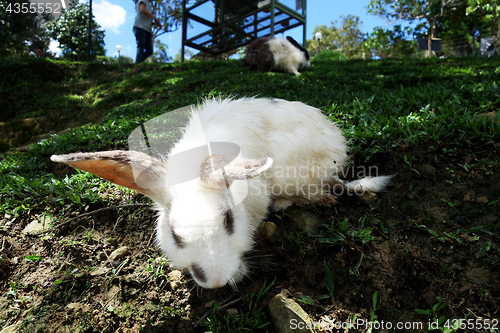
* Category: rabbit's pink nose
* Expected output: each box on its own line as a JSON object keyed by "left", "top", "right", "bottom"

{"left": 197, "top": 276, "right": 228, "bottom": 289}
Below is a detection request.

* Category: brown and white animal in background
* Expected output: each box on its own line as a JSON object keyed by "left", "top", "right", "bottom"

{"left": 244, "top": 36, "right": 310, "bottom": 76}
{"left": 51, "top": 98, "right": 391, "bottom": 289}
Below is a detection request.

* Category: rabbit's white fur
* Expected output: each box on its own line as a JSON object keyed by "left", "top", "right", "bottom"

{"left": 245, "top": 37, "right": 310, "bottom": 76}
{"left": 51, "top": 97, "right": 391, "bottom": 289}
{"left": 267, "top": 38, "right": 310, "bottom": 75}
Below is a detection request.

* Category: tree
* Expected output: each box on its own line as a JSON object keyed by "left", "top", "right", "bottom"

{"left": 46, "top": 3, "right": 105, "bottom": 61}
{"left": 437, "top": 0, "right": 485, "bottom": 55}
{"left": 364, "top": 25, "right": 417, "bottom": 57}
{"left": 367, "top": 0, "right": 467, "bottom": 56}
{"left": 364, "top": 27, "right": 393, "bottom": 58}
{"left": 307, "top": 15, "right": 365, "bottom": 59}
{"left": 0, "top": 0, "right": 51, "bottom": 57}
{"left": 467, "top": 0, "right": 500, "bottom": 53}
{"left": 152, "top": 39, "right": 172, "bottom": 62}
{"left": 174, "top": 48, "right": 194, "bottom": 62}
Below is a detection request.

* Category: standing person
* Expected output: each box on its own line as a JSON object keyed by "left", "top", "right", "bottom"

{"left": 133, "top": 0, "right": 162, "bottom": 63}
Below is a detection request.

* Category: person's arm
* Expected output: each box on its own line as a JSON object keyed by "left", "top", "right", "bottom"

{"left": 139, "top": 2, "right": 162, "bottom": 27}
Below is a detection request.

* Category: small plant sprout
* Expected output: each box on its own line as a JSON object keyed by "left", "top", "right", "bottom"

{"left": 370, "top": 292, "right": 378, "bottom": 322}
{"left": 478, "top": 288, "right": 486, "bottom": 301}
{"left": 440, "top": 198, "right": 454, "bottom": 207}
{"left": 428, "top": 229, "right": 464, "bottom": 244}
{"left": 7, "top": 281, "right": 18, "bottom": 299}
{"left": 24, "top": 255, "right": 44, "bottom": 261}
{"left": 403, "top": 155, "right": 419, "bottom": 174}
{"left": 415, "top": 296, "right": 461, "bottom": 332}
{"left": 296, "top": 295, "right": 315, "bottom": 306}
{"left": 324, "top": 262, "right": 335, "bottom": 304}
{"left": 316, "top": 217, "right": 376, "bottom": 246}
{"left": 7, "top": 281, "right": 32, "bottom": 306}
{"left": 458, "top": 162, "right": 470, "bottom": 171}
{"left": 349, "top": 253, "right": 365, "bottom": 276}
{"left": 248, "top": 278, "right": 275, "bottom": 310}
{"left": 141, "top": 254, "right": 170, "bottom": 289}
{"left": 365, "top": 292, "right": 379, "bottom": 333}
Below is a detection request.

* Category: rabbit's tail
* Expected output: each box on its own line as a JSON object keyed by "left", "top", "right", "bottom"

{"left": 337, "top": 175, "right": 394, "bottom": 194}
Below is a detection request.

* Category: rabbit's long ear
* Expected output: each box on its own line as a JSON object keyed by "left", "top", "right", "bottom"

{"left": 286, "top": 36, "right": 310, "bottom": 60}
{"left": 198, "top": 154, "right": 273, "bottom": 189}
{"left": 285, "top": 36, "right": 302, "bottom": 50}
{"left": 51, "top": 150, "right": 168, "bottom": 203}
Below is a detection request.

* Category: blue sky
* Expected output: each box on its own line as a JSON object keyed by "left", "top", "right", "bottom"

{"left": 52, "top": 0, "right": 412, "bottom": 60}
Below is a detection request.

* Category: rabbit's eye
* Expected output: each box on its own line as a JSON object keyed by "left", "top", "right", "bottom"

{"left": 171, "top": 228, "right": 185, "bottom": 248}
{"left": 224, "top": 209, "right": 234, "bottom": 235}
{"left": 191, "top": 263, "right": 207, "bottom": 283}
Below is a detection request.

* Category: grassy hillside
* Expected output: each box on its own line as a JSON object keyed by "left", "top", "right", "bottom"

{"left": 0, "top": 56, "right": 499, "bottom": 332}
{"left": 1, "top": 56, "right": 499, "bottom": 152}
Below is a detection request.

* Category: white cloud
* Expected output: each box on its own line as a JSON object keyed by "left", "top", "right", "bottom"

{"left": 92, "top": 0, "right": 127, "bottom": 34}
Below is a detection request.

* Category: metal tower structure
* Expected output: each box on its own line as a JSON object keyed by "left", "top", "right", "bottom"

{"left": 181, "top": 0, "right": 306, "bottom": 61}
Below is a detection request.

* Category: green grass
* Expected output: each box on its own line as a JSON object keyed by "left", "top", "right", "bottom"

{"left": 314, "top": 216, "right": 377, "bottom": 245}
{"left": 1, "top": 55, "right": 499, "bottom": 232}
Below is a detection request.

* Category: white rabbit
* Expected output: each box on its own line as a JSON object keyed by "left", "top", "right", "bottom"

{"left": 51, "top": 97, "right": 392, "bottom": 289}
{"left": 244, "top": 36, "right": 310, "bottom": 76}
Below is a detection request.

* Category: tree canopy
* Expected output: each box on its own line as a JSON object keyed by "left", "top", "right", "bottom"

{"left": 466, "top": 0, "right": 500, "bottom": 41}
{"left": 0, "top": 0, "right": 52, "bottom": 57}
{"left": 46, "top": 3, "right": 105, "bottom": 61}
{"left": 467, "top": 0, "right": 500, "bottom": 24}
{"left": 152, "top": 39, "right": 172, "bottom": 62}
{"left": 367, "top": 0, "right": 453, "bottom": 55}
{"left": 367, "top": 0, "right": 497, "bottom": 55}
{"left": 307, "top": 15, "right": 365, "bottom": 59}
{"left": 364, "top": 25, "right": 417, "bottom": 58}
